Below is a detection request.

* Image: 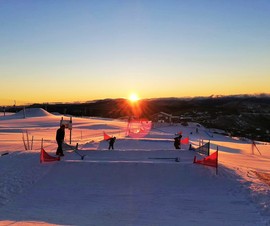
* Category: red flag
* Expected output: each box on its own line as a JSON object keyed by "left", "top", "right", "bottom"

{"left": 40, "top": 148, "right": 60, "bottom": 163}
{"left": 103, "top": 131, "right": 112, "bottom": 140}
{"left": 193, "top": 151, "right": 218, "bottom": 168}
{"left": 181, "top": 137, "right": 189, "bottom": 144}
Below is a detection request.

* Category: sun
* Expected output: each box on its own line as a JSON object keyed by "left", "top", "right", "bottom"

{"left": 129, "top": 93, "right": 140, "bottom": 102}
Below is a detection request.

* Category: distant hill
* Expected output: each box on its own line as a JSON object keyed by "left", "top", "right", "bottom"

{"left": 5, "top": 94, "right": 270, "bottom": 141}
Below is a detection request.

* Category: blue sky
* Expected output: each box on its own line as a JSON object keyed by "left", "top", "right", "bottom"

{"left": 0, "top": 0, "right": 269, "bottom": 105}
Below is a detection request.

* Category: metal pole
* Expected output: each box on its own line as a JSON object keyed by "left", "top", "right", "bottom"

{"left": 70, "top": 117, "right": 72, "bottom": 144}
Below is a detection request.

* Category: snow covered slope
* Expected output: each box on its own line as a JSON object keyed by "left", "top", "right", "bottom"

{"left": 0, "top": 110, "right": 269, "bottom": 225}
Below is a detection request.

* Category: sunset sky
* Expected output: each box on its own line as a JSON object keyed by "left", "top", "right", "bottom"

{"left": 0, "top": 0, "right": 269, "bottom": 105}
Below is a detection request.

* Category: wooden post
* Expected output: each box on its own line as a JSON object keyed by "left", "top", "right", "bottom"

{"left": 41, "top": 138, "right": 43, "bottom": 149}
{"left": 22, "top": 133, "right": 27, "bottom": 150}
{"left": 26, "top": 130, "right": 30, "bottom": 150}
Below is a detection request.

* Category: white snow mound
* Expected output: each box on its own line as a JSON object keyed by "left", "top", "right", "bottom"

{"left": 14, "top": 108, "right": 53, "bottom": 118}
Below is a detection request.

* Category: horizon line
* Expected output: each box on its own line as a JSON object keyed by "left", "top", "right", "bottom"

{"left": 1, "top": 93, "right": 270, "bottom": 107}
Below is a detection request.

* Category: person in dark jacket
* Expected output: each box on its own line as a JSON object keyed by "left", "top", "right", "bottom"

{"left": 174, "top": 134, "right": 182, "bottom": 149}
{"left": 174, "top": 137, "right": 180, "bottom": 149}
{"left": 56, "top": 124, "right": 65, "bottom": 156}
{"left": 108, "top": 137, "right": 116, "bottom": 150}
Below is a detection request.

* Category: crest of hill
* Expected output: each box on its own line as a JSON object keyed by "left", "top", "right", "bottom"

{"left": 15, "top": 108, "right": 53, "bottom": 118}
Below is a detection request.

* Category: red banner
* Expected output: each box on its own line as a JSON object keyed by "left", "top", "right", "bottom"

{"left": 193, "top": 151, "right": 218, "bottom": 168}
{"left": 40, "top": 148, "right": 60, "bottom": 163}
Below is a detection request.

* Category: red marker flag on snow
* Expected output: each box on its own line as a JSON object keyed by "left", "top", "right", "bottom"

{"left": 103, "top": 131, "right": 112, "bottom": 141}
{"left": 193, "top": 150, "right": 218, "bottom": 168}
{"left": 40, "top": 148, "right": 60, "bottom": 163}
{"left": 181, "top": 137, "right": 189, "bottom": 144}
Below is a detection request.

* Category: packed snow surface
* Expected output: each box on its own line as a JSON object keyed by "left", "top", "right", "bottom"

{"left": 0, "top": 109, "right": 270, "bottom": 225}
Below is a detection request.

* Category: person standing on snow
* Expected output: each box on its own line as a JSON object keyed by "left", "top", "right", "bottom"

{"left": 178, "top": 134, "right": 182, "bottom": 149}
{"left": 174, "top": 134, "right": 182, "bottom": 149}
{"left": 108, "top": 136, "right": 116, "bottom": 150}
{"left": 56, "top": 124, "right": 65, "bottom": 156}
{"left": 174, "top": 136, "right": 180, "bottom": 149}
